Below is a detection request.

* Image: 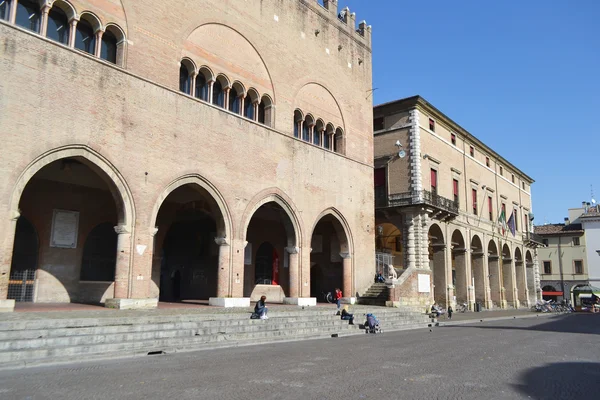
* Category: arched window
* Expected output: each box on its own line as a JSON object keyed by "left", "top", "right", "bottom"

{"left": 245, "top": 88, "right": 259, "bottom": 120}
{"left": 80, "top": 222, "right": 118, "bottom": 282}
{"left": 75, "top": 18, "right": 96, "bottom": 55}
{"left": 15, "top": 0, "right": 40, "bottom": 33}
{"left": 212, "top": 80, "right": 225, "bottom": 108}
{"left": 179, "top": 64, "right": 191, "bottom": 94}
{"left": 258, "top": 95, "right": 273, "bottom": 127}
{"left": 229, "top": 87, "right": 240, "bottom": 114}
{"left": 324, "top": 124, "right": 334, "bottom": 150}
{"left": 303, "top": 115, "right": 314, "bottom": 142}
{"left": 195, "top": 69, "right": 210, "bottom": 101}
{"left": 293, "top": 110, "right": 303, "bottom": 138}
{"left": 334, "top": 127, "right": 344, "bottom": 154}
{"left": 314, "top": 119, "right": 324, "bottom": 146}
{"left": 0, "top": 0, "right": 12, "bottom": 21}
{"left": 46, "top": 5, "right": 69, "bottom": 44}
{"left": 100, "top": 30, "right": 117, "bottom": 63}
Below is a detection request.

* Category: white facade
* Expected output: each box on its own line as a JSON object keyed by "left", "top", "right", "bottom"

{"left": 581, "top": 218, "right": 600, "bottom": 285}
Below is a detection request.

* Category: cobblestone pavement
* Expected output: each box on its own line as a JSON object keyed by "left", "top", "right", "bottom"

{"left": 0, "top": 314, "right": 598, "bottom": 399}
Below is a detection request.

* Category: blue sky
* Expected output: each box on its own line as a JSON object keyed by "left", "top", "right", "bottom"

{"left": 341, "top": 0, "right": 599, "bottom": 224}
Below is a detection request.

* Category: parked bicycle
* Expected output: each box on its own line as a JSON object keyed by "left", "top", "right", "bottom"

{"left": 321, "top": 291, "right": 334, "bottom": 303}
{"left": 457, "top": 302, "right": 468, "bottom": 313}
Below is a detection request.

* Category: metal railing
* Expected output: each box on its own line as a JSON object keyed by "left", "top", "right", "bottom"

{"left": 377, "top": 190, "right": 459, "bottom": 215}
{"left": 8, "top": 269, "right": 36, "bottom": 302}
{"left": 375, "top": 252, "right": 394, "bottom": 277}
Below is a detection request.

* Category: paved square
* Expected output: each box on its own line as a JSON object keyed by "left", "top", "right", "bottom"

{"left": 0, "top": 314, "right": 598, "bottom": 399}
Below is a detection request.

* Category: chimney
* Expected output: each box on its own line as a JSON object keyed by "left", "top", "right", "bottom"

{"left": 564, "top": 217, "right": 570, "bottom": 225}
{"left": 582, "top": 201, "right": 586, "bottom": 209}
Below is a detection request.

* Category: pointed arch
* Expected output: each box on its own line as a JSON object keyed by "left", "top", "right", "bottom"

{"left": 311, "top": 207, "right": 354, "bottom": 255}
{"left": 9, "top": 145, "right": 135, "bottom": 230}
{"left": 241, "top": 189, "right": 302, "bottom": 248}
{"left": 149, "top": 174, "right": 232, "bottom": 239}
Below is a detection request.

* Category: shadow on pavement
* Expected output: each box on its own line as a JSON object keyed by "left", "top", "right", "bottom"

{"left": 447, "top": 314, "right": 600, "bottom": 335}
{"left": 514, "top": 362, "right": 600, "bottom": 399}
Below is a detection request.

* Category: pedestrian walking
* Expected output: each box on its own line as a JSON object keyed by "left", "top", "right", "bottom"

{"left": 334, "top": 288, "right": 343, "bottom": 314}
{"left": 447, "top": 305, "right": 453, "bottom": 319}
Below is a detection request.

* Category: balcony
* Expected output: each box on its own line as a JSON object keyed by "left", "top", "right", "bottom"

{"left": 523, "top": 231, "right": 545, "bottom": 248}
{"left": 376, "top": 190, "right": 459, "bottom": 220}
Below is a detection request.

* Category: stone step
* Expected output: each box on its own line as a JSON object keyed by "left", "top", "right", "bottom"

{"left": 0, "top": 326, "right": 364, "bottom": 370}
{"left": 0, "top": 316, "right": 342, "bottom": 340}
{"left": 0, "top": 323, "right": 358, "bottom": 364}
{"left": 0, "top": 313, "right": 344, "bottom": 335}
{"left": 0, "top": 310, "right": 340, "bottom": 331}
{"left": 0, "top": 319, "right": 355, "bottom": 351}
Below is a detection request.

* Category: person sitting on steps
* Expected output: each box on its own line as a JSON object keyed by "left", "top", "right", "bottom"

{"left": 251, "top": 296, "right": 268, "bottom": 320}
{"left": 340, "top": 305, "right": 354, "bottom": 325}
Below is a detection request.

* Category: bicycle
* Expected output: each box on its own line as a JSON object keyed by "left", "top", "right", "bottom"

{"left": 457, "top": 302, "right": 468, "bottom": 313}
{"left": 320, "top": 291, "right": 334, "bottom": 303}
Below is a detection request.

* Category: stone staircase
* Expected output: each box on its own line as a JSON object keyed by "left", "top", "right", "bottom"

{"left": 0, "top": 306, "right": 431, "bottom": 370}
{"left": 358, "top": 283, "right": 389, "bottom": 306}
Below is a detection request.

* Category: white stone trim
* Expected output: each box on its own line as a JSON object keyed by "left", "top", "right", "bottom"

{"left": 283, "top": 297, "right": 317, "bottom": 306}
{"left": 409, "top": 109, "right": 423, "bottom": 195}
{"left": 105, "top": 298, "right": 158, "bottom": 310}
{"left": 0, "top": 300, "right": 15, "bottom": 313}
{"left": 209, "top": 297, "right": 251, "bottom": 307}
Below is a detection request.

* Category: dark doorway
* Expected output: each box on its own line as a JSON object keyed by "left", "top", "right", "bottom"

{"left": 8, "top": 217, "right": 38, "bottom": 302}
{"left": 310, "top": 216, "right": 345, "bottom": 302}
{"left": 80, "top": 222, "right": 117, "bottom": 282}
{"left": 255, "top": 242, "right": 279, "bottom": 285}
{"left": 159, "top": 213, "right": 217, "bottom": 302}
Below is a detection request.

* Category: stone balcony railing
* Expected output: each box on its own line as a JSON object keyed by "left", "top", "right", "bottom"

{"left": 376, "top": 190, "right": 459, "bottom": 218}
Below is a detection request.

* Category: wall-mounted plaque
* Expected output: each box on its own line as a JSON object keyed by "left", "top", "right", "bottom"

{"left": 418, "top": 274, "right": 431, "bottom": 293}
{"left": 50, "top": 209, "right": 79, "bottom": 249}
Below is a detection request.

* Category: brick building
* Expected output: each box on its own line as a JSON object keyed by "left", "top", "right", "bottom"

{"left": 0, "top": 0, "right": 375, "bottom": 311}
{"left": 373, "top": 96, "right": 543, "bottom": 310}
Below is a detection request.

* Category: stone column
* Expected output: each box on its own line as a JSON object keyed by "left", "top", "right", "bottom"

{"left": 404, "top": 213, "right": 416, "bottom": 269}
{"left": 223, "top": 87, "right": 230, "bottom": 109}
{"left": 253, "top": 102, "right": 259, "bottom": 121}
{"left": 215, "top": 237, "right": 231, "bottom": 298}
{"left": 207, "top": 80, "right": 215, "bottom": 103}
{"left": 472, "top": 252, "right": 486, "bottom": 308}
{"left": 190, "top": 73, "right": 197, "bottom": 98}
{"left": 239, "top": 96, "right": 245, "bottom": 116}
{"left": 340, "top": 253, "right": 352, "bottom": 297}
{"left": 286, "top": 246, "right": 299, "bottom": 298}
{"left": 503, "top": 258, "right": 516, "bottom": 308}
{"left": 8, "top": 0, "right": 17, "bottom": 24}
{"left": 113, "top": 225, "right": 131, "bottom": 299}
{"left": 488, "top": 256, "right": 501, "bottom": 308}
{"left": 453, "top": 248, "right": 469, "bottom": 307}
{"left": 68, "top": 19, "right": 78, "bottom": 48}
{"left": 39, "top": 5, "right": 51, "bottom": 37}
{"left": 94, "top": 30, "right": 104, "bottom": 57}
{"left": 209, "top": 238, "right": 248, "bottom": 307}
{"left": 432, "top": 244, "right": 447, "bottom": 306}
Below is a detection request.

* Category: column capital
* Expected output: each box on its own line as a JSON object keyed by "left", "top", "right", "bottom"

{"left": 339, "top": 252, "right": 351, "bottom": 259}
{"left": 114, "top": 225, "right": 130, "bottom": 235}
{"left": 9, "top": 210, "right": 20, "bottom": 222}
{"left": 149, "top": 227, "right": 159, "bottom": 237}
{"left": 214, "top": 237, "right": 229, "bottom": 246}
{"left": 285, "top": 246, "right": 299, "bottom": 254}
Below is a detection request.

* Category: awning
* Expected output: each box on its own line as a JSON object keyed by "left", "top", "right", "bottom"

{"left": 542, "top": 291, "right": 563, "bottom": 296}
{"left": 578, "top": 293, "right": 592, "bottom": 298}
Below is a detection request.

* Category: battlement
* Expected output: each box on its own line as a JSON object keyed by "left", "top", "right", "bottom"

{"left": 308, "top": 0, "right": 372, "bottom": 46}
